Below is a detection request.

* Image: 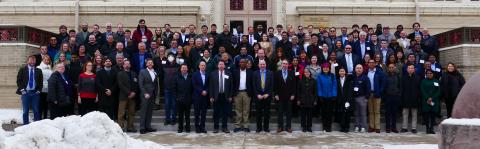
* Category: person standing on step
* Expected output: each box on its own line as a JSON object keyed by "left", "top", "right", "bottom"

{"left": 96, "top": 58, "right": 118, "bottom": 120}
{"left": 232, "top": 59, "right": 254, "bottom": 133}
{"left": 353, "top": 64, "right": 370, "bottom": 133}
{"left": 297, "top": 68, "right": 317, "bottom": 132}
{"left": 173, "top": 64, "right": 192, "bottom": 133}
{"left": 336, "top": 67, "right": 354, "bottom": 133}
{"left": 420, "top": 70, "right": 440, "bottom": 134}
{"left": 252, "top": 60, "right": 274, "bottom": 133}
{"left": 192, "top": 61, "right": 210, "bottom": 133}
{"left": 384, "top": 63, "right": 402, "bottom": 133}
{"left": 366, "top": 59, "right": 386, "bottom": 133}
{"left": 209, "top": 61, "right": 234, "bottom": 133}
{"left": 77, "top": 61, "right": 98, "bottom": 116}
{"left": 316, "top": 62, "right": 337, "bottom": 132}
{"left": 117, "top": 60, "right": 138, "bottom": 132}
{"left": 274, "top": 59, "right": 296, "bottom": 133}
{"left": 16, "top": 55, "right": 43, "bottom": 124}
{"left": 400, "top": 64, "right": 421, "bottom": 133}
{"left": 138, "top": 58, "right": 158, "bottom": 134}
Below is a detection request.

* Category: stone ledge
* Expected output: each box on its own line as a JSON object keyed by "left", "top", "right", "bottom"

{"left": 439, "top": 119, "right": 480, "bottom": 149}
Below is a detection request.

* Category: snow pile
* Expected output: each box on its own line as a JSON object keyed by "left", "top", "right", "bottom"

{"left": 1, "top": 111, "right": 167, "bottom": 149}
{"left": 441, "top": 118, "right": 480, "bottom": 126}
{"left": 0, "top": 109, "right": 24, "bottom": 124}
{"left": 383, "top": 144, "right": 438, "bottom": 149}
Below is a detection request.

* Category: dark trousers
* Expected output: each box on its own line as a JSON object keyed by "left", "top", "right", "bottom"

{"left": 256, "top": 98, "right": 271, "bottom": 131}
{"left": 98, "top": 105, "right": 115, "bottom": 120}
{"left": 21, "top": 91, "right": 40, "bottom": 124}
{"left": 445, "top": 97, "right": 455, "bottom": 118}
{"left": 213, "top": 93, "right": 231, "bottom": 129}
{"left": 385, "top": 95, "right": 400, "bottom": 129}
{"left": 49, "top": 103, "right": 69, "bottom": 119}
{"left": 193, "top": 97, "right": 208, "bottom": 130}
{"left": 164, "top": 90, "right": 177, "bottom": 122}
{"left": 39, "top": 92, "right": 49, "bottom": 119}
{"left": 177, "top": 101, "right": 191, "bottom": 130}
{"left": 70, "top": 85, "right": 78, "bottom": 115}
{"left": 423, "top": 111, "right": 436, "bottom": 131}
{"left": 300, "top": 107, "right": 313, "bottom": 129}
{"left": 139, "top": 94, "right": 155, "bottom": 130}
{"left": 321, "top": 98, "right": 334, "bottom": 131}
{"left": 339, "top": 110, "right": 351, "bottom": 131}
{"left": 277, "top": 99, "right": 292, "bottom": 129}
{"left": 78, "top": 98, "right": 97, "bottom": 116}
{"left": 292, "top": 98, "right": 300, "bottom": 117}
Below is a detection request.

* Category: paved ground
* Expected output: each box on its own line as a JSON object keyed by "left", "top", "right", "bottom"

{"left": 132, "top": 131, "right": 438, "bottom": 149}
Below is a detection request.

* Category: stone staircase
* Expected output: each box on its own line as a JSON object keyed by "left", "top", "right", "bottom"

{"left": 0, "top": 86, "right": 21, "bottom": 109}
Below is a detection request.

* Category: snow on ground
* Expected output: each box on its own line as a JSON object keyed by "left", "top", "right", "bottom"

{"left": 0, "top": 109, "right": 24, "bottom": 124}
{"left": 441, "top": 118, "right": 480, "bottom": 126}
{"left": 383, "top": 144, "right": 438, "bottom": 149}
{"left": 0, "top": 111, "right": 167, "bottom": 149}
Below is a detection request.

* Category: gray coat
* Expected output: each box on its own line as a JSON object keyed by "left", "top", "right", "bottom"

{"left": 138, "top": 69, "right": 159, "bottom": 99}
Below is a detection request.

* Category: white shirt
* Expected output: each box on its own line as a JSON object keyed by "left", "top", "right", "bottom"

{"left": 239, "top": 69, "right": 247, "bottom": 90}
{"left": 147, "top": 68, "right": 156, "bottom": 82}
{"left": 218, "top": 70, "right": 225, "bottom": 92}
{"left": 345, "top": 53, "right": 353, "bottom": 73}
{"left": 200, "top": 71, "right": 206, "bottom": 85}
{"left": 340, "top": 76, "right": 345, "bottom": 88}
{"left": 360, "top": 42, "right": 366, "bottom": 58}
{"left": 368, "top": 68, "right": 376, "bottom": 91}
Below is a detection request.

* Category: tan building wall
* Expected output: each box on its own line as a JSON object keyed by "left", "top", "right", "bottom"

{"left": 440, "top": 45, "right": 480, "bottom": 80}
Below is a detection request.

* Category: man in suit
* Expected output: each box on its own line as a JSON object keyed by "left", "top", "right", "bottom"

{"left": 192, "top": 61, "right": 209, "bottom": 133}
{"left": 16, "top": 55, "right": 43, "bottom": 124}
{"left": 253, "top": 60, "right": 274, "bottom": 133}
{"left": 173, "top": 64, "right": 193, "bottom": 133}
{"left": 338, "top": 45, "right": 361, "bottom": 74}
{"left": 35, "top": 46, "right": 49, "bottom": 66}
{"left": 376, "top": 40, "right": 395, "bottom": 65}
{"left": 96, "top": 58, "right": 118, "bottom": 120}
{"left": 353, "top": 31, "right": 373, "bottom": 60}
{"left": 274, "top": 60, "right": 296, "bottom": 133}
{"left": 209, "top": 61, "right": 234, "bottom": 133}
{"left": 117, "top": 60, "right": 138, "bottom": 132}
{"left": 138, "top": 58, "right": 158, "bottom": 134}
{"left": 76, "top": 23, "right": 89, "bottom": 46}
{"left": 109, "top": 42, "right": 130, "bottom": 65}
{"left": 131, "top": 42, "right": 152, "bottom": 73}
{"left": 232, "top": 59, "right": 253, "bottom": 132}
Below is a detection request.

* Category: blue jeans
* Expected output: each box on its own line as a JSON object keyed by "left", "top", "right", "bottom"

{"left": 164, "top": 89, "right": 176, "bottom": 122}
{"left": 21, "top": 91, "right": 40, "bottom": 124}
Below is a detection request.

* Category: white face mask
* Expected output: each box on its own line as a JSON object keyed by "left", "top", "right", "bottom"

{"left": 141, "top": 38, "right": 147, "bottom": 43}
{"left": 168, "top": 56, "right": 175, "bottom": 62}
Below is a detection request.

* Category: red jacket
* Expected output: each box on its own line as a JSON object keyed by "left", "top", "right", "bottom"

{"left": 132, "top": 28, "right": 153, "bottom": 43}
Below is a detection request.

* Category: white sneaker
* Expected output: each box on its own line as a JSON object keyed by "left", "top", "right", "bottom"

{"left": 354, "top": 127, "right": 360, "bottom": 132}
{"left": 360, "top": 128, "right": 366, "bottom": 133}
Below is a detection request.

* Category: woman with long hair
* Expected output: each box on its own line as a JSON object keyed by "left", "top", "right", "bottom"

{"left": 77, "top": 61, "right": 98, "bottom": 115}
{"left": 305, "top": 55, "right": 322, "bottom": 80}
{"left": 440, "top": 62, "right": 465, "bottom": 118}
{"left": 37, "top": 55, "right": 53, "bottom": 119}
{"left": 259, "top": 33, "right": 273, "bottom": 58}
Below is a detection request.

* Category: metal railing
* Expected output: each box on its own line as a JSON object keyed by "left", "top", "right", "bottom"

{"left": 0, "top": 25, "right": 57, "bottom": 46}
{"left": 435, "top": 27, "right": 480, "bottom": 48}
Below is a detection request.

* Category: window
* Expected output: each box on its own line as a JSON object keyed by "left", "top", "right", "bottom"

{"left": 230, "top": 0, "right": 243, "bottom": 10}
{"left": 253, "top": 0, "right": 267, "bottom": 10}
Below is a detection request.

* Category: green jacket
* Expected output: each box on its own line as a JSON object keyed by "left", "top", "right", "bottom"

{"left": 420, "top": 78, "right": 440, "bottom": 113}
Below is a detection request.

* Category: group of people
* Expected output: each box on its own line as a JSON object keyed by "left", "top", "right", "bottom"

{"left": 17, "top": 19, "right": 466, "bottom": 135}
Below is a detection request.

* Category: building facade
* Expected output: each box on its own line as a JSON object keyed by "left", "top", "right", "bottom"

{"left": 0, "top": 0, "right": 480, "bottom": 34}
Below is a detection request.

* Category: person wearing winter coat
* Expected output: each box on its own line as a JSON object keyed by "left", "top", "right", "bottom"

{"left": 440, "top": 63, "right": 465, "bottom": 118}
{"left": 352, "top": 64, "right": 371, "bottom": 133}
{"left": 420, "top": 69, "right": 440, "bottom": 134}
{"left": 297, "top": 68, "right": 317, "bottom": 132}
{"left": 384, "top": 63, "right": 402, "bottom": 133}
{"left": 316, "top": 63, "right": 337, "bottom": 132}
{"left": 335, "top": 67, "right": 354, "bottom": 133}
{"left": 37, "top": 55, "right": 53, "bottom": 119}
{"left": 400, "top": 64, "right": 421, "bottom": 133}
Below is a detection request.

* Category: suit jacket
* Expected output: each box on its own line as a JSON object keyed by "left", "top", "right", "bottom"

{"left": 274, "top": 70, "right": 296, "bottom": 100}
{"left": 232, "top": 68, "right": 253, "bottom": 97}
{"left": 208, "top": 70, "right": 234, "bottom": 100}
{"left": 338, "top": 53, "right": 361, "bottom": 74}
{"left": 138, "top": 68, "right": 159, "bottom": 99}
{"left": 336, "top": 75, "right": 354, "bottom": 112}
{"left": 117, "top": 70, "right": 138, "bottom": 100}
{"left": 352, "top": 40, "right": 374, "bottom": 59}
{"left": 192, "top": 71, "right": 209, "bottom": 100}
{"left": 16, "top": 65, "right": 43, "bottom": 94}
{"left": 173, "top": 73, "right": 193, "bottom": 104}
{"left": 96, "top": 68, "right": 118, "bottom": 106}
{"left": 307, "top": 43, "right": 321, "bottom": 58}
{"left": 252, "top": 69, "right": 274, "bottom": 97}
{"left": 131, "top": 52, "right": 153, "bottom": 73}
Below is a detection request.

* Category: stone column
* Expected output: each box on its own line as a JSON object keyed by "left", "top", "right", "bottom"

{"left": 212, "top": 0, "right": 224, "bottom": 26}
{"left": 273, "top": 0, "right": 286, "bottom": 26}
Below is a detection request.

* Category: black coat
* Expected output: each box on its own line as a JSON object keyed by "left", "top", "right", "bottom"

{"left": 47, "top": 71, "right": 73, "bottom": 105}
{"left": 173, "top": 73, "right": 193, "bottom": 104}
{"left": 274, "top": 70, "right": 296, "bottom": 100}
{"left": 209, "top": 70, "right": 234, "bottom": 100}
{"left": 232, "top": 68, "right": 254, "bottom": 97}
{"left": 96, "top": 68, "right": 118, "bottom": 106}
{"left": 297, "top": 77, "right": 317, "bottom": 108}
{"left": 440, "top": 71, "right": 465, "bottom": 100}
{"left": 116, "top": 70, "right": 138, "bottom": 100}
{"left": 252, "top": 69, "right": 274, "bottom": 98}
{"left": 336, "top": 75, "right": 354, "bottom": 112}
{"left": 401, "top": 73, "right": 421, "bottom": 108}
{"left": 16, "top": 66, "right": 43, "bottom": 94}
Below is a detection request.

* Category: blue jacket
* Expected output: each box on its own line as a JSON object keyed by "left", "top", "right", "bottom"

{"left": 191, "top": 71, "right": 209, "bottom": 100}
{"left": 352, "top": 73, "right": 371, "bottom": 98}
{"left": 316, "top": 72, "right": 337, "bottom": 98}
{"left": 367, "top": 68, "right": 387, "bottom": 98}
